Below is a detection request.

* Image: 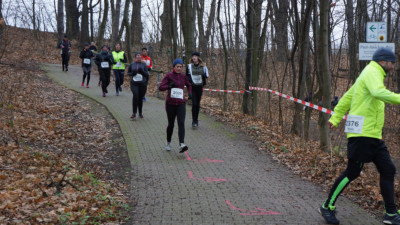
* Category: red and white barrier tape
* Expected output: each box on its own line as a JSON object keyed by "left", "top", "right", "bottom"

{"left": 249, "top": 86, "right": 347, "bottom": 119}
{"left": 203, "top": 88, "right": 247, "bottom": 94}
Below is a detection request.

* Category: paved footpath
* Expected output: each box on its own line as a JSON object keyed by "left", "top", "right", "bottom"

{"left": 44, "top": 64, "right": 380, "bottom": 225}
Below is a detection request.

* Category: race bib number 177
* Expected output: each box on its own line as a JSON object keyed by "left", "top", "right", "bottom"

{"left": 344, "top": 115, "right": 365, "bottom": 134}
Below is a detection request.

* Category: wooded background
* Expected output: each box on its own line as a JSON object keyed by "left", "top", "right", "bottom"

{"left": 1, "top": 0, "right": 400, "bottom": 153}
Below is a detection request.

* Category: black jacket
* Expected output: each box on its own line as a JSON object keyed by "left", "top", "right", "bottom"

{"left": 79, "top": 49, "right": 94, "bottom": 67}
{"left": 95, "top": 51, "right": 115, "bottom": 70}
{"left": 127, "top": 62, "right": 149, "bottom": 86}
{"left": 58, "top": 40, "right": 71, "bottom": 54}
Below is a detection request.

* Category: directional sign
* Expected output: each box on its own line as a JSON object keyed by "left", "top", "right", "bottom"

{"left": 359, "top": 43, "right": 395, "bottom": 60}
{"left": 366, "top": 22, "right": 387, "bottom": 42}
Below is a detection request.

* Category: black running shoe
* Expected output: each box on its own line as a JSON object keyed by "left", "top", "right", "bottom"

{"left": 179, "top": 144, "right": 188, "bottom": 153}
{"left": 383, "top": 213, "right": 400, "bottom": 225}
{"left": 319, "top": 206, "right": 339, "bottom": 224}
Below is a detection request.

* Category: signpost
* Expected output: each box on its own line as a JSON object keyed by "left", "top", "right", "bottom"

{"left": 359, "top": 43, "right": 395, "bottom": 60}
{"left": 366, "top": 22, "right": 387, "bottom": 42}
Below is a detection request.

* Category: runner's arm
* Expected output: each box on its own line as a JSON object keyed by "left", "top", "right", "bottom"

{"left": 159, "top": 75, "right": 170, "bottom": 91}
{"left": 365, "top": 71, "right": 400, "bottom": 104}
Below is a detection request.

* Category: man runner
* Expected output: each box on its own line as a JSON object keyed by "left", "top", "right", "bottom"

{"left": 319, "top": 48, "right": 400, "bottom": 225}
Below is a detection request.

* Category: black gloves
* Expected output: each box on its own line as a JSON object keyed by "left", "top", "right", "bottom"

{"left": 168, "top": 82, "right": 175, "bottom": 89}
{"left": 188, "top": 93, "right": 192, "bottom": 99}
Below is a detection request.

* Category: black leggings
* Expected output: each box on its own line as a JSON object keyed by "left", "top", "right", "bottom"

{"left": 131, "top": 85, "right": 147, "bottom": 114}
{"left": 191, "top": 86, "right": 203, "bottom": 123}
{"left": 61, "top": 53, "right": 69, "bottom": 67}
{"left": 166, "top": 103, "right": 186, "bottom": 143}
{"left": 99, "top": 69, "right": 111, "bottom": 93}
{"left": 82, "top": 66, "right": 91, "bottom": 85}
{"left": 324, "top": 138, "right": 396, "bottom": 213}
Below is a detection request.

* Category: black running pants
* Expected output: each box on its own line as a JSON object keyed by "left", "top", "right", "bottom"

{"left": 166, "top": 103, "right": 186, "bottom": 143}
{"left": 131, "top": 85, "right": 147, "bottom": 114}
{"left": 191, "top": 86, "right": 203, "bottom": 123}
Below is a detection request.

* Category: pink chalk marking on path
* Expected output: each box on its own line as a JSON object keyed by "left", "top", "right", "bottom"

{"left": 225, "top": 200, "right": 280, "bottom": 216}
{"left": 185, "top": 152, "right": 224, "bottom": 163}
{"left": 187, "top": 171, "right": 228, "bottom": 182}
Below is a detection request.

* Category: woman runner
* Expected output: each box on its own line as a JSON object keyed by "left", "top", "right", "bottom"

{"left": 159, "top": 59, "right": 192, "bottom": 153}
{"left": 127, "top": 52, "right": 149, "bottom": 119}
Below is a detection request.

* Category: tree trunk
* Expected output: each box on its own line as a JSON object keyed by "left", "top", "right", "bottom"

{"left": 121, "top": 0, "right": 132, "bottom": 62}
{"left": 317, "top": 0, "right": 331, "bottom": 152}
{"left": 180, "top": 0, "right": 194, "bottom": 64}
{"left": 98, "top": 0, "right": 109, "bottom": 46}
{"left": 56, "top": 0, "right": 64, "bottom": 43}
{"left": 110, "top": 0, "right": 121, "bottom": 48}
{"left": 242, "top": 0, "right": 270, "bottom": 115}
{"left": 291, "top": 0, "right": 312, "bottom": 137}
{"left": 356, "top": 0, "right": 368, "bottom": 71}
{"left": 345, "top": 0, "right": 357, "bottom": 82}
{"left": 80, "top": 0, "right": 89, "bottom": 46}
{"left": 161, "top": 0, "right": 173, "bottom": 51}
{"left": 235, "top": 0, "right": 240, "bottom": 51}
{"left": 65, "top": 0, "right": 80, "bottom": 40}
{"left": 217, "top": 0, "right": 229, "bottom": 111}
{"left": 272, "top": 0, "right": 289, "bottom": 62}
{"left": 131, "top": 0, "right": 143, "bottom": 47}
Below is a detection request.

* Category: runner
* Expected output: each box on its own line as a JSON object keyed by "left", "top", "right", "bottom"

{"left": 112, "top": 43, "right": 127, "bottom": 96}
{"left": 89, "top": 41, "right": 97, "bottom": 52}
{"left": 127, "top": 52, "right": 149, "bottom": 119}
{"left": 79, "top": 43, "right": 94, "bottom": 88}
{"left": 319, "top": 48, "right": 400, "bottom": 225}
{"left": 159, "top": 59, "right": 192, "bottom": 153}
{"left": 141, "top": 47, "right": 153, "bottom": 101}
{"left": 95, "top": 45, "right": 115, "bottom": 97}
{"left": 186, "top": 51, "right": 209, "bottom": 127}
{"left": 58, "top": 35, "right": 71, "bottom": 71}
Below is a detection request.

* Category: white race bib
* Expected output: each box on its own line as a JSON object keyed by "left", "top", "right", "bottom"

{"left": 344, "top": 115, "right": 365, "bottom": 134}
{"left": 83, "top": 58, "right": 91, "bottom": 64}
{"left": 101, "top": 62, "right": 109, "bottom": 68}
{"left": 146, "top": 60, "right": 150, "bottom": 66}
{"left": 171, "top": 88, "right": 184, "bottom": 99}
{"left": 191, "top": 75, "right": 203, "bottom": 85}
{"left": 116, "top": 62, "right": 122, "bottom": 67}
{"left": 132, "top": 74, "right": 143, "bottom": 82}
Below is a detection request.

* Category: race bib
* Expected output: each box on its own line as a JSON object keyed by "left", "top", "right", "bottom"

{"left": 171, "top": 88, "right": 184, "bottom": 99}
{"left": 101, "top": 62, "right": 109, "bottom": 68}
{"left": 116, "top": 62, "right": 122, "bottom": 67}
{"left": 132, "top": 74, "right": 143, "bottom": 82}
{"left": 191, "top": 75, "right": 203, "bottom": 85}
{"left": 344, "top": 115, "right": 365, "bottom": 134}
{"left": 146, "top": 60, "right": 150, "bottom": 66}
{"left": 83, "top": 58, "right": 91, "bottom": 64}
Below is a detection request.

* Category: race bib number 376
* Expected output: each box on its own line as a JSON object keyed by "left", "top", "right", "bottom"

{"left": 344, "top": 115, "right": 365, "bottom": 134}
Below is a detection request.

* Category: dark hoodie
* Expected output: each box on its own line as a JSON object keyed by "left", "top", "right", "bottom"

{"left": 95, "top": 51, "right": 114, "bottom": 70}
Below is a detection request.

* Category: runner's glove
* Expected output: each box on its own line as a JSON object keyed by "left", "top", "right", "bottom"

{"left": 169, "top": 82, "right": 175, "bottom": 89}
{"left": 188, "top": 93, "right": 192, "bottom": 100}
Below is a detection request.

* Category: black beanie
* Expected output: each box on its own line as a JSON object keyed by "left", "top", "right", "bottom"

{"left": 372, "top": 48, "right": 396, "bottom": 62}
{"left": 192, "top": 51, "right": 200, "bottom": 57}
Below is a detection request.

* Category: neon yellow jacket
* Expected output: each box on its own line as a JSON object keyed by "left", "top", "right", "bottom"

{"left": 329, "top": 61, "right": 400, "bottom": 139}
{"left": 112, "top": 51, "right": 125, "bottom": 70}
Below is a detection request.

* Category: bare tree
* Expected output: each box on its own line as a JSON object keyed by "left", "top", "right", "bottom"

{"left": 234, "top": 0, "right": 241, "bottom": 50}
{"left": 217, "top": 0, "right": 229, "bottom": 110}
{"left": 317, "top": 0, "right": 331, "bottom": 152}
{"left": 272, "top": 0, "right": 289, "bottom": 62}
{"left": 131, "top": 0, "right": 143, "bottom": 47}
{"left": 65, "top": 0, "right": 80, "bottom": 40}
{"left": 242, "top": 0, "right": 271, "bottom": 115}
{"left": 110, "top": 0, "right": 121, "bottom": 48}
{"left": 180, "top": 0, "right": 194, "bottom": 64}
{"left": 291, "top": 0, "right": 313, "bottom": 137}
{"left": 160, "top": 0, "right": 173, "bottom": 51}
{"left": 98, "top": 0, "right": 109, "bottom": 46}
{"left": 80, "top": 0, "right": 90, "bottom": 45}
{"left": 120, "top": 0, "right": 132, "bottom": 62}
{"left": 197, "top": 0, "right": 216, "bottom": 58}
{"left": 56, "top": 0, "right": 64, "bottom": 42}
{"left": 0, "top": 0, "right": 3, "bottom": 39}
